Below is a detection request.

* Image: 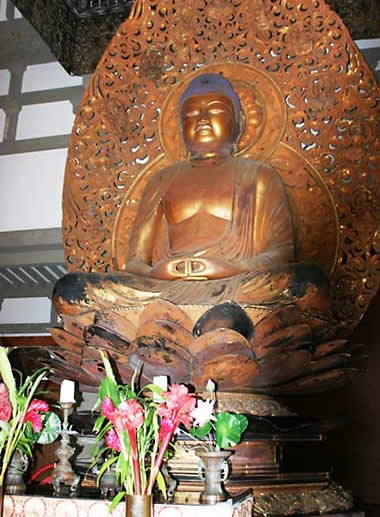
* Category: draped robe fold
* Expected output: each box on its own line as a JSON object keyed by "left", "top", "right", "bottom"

{"left": 53, "top": 159, "right": 331, "bottom": 316}
{"left": 91, "top": 160, "right": 297, "bottom": 306}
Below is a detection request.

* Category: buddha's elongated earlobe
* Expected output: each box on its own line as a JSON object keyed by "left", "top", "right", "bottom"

{"left": 233, "top": 109, "right": 246, "bottom": 155}
{"left": 238, "top": 109, "right": 246, "bottom": 141}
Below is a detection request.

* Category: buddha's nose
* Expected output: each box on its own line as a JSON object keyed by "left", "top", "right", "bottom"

{"left": 198, "top": 107, "right": 210, "bottom": 121}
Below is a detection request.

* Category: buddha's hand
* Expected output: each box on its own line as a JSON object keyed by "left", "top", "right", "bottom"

{"left": 122, "top": 259, "right": 153, "bottom": 277}
{"left": 150, "top": 257, "right": 247, "bottom": 280}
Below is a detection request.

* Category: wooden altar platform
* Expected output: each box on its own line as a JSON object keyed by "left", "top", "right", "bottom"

{"left": 2, "top": 492, "right": 253, "bottom": 517}
{"left": 2, "top": 492, "right": 365, "bottom": 517}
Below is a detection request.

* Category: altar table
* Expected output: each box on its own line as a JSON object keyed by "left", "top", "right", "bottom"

{"left": 3, "top": 493, "right": 254, "bottom": 517}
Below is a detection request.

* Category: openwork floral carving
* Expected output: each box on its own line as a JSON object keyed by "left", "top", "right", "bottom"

{"left": 63, "top": 0, "right": 380, "bottom": 335}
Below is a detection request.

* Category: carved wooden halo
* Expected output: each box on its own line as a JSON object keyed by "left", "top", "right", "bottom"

{"left": 159, "top": 63, "right": 287, "bottom": 161}
{"left": 62, "top": 0, "right": 380, "bottom": 338}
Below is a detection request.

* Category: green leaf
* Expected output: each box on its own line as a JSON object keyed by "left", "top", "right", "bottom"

{"left": 215, "top": 412, "right": 245, "bottom": 449}
{"left": 190, "top": 422, "right": 212, "bottom": 439}
{"left": 17, "top": 441, "right": 32, "bottom": 458}
{"left": 99, "top": 351, "right": 117, "bottom": 385}
{"left": 109, "top": 490, "right": 126, "bottom": 512}
{"left": 235, "top": 414, "right": 248, "bottom": 435}
{"left": 0, "top": 421, "right": 9, "bottom": 443}
{"left": 141, "top": 383, "right": 164, "bottom": 397}
{"left": 95, "top": 421, "right": 112, "bottom": 441}
{"left": 0, "top": 348, "right": 17, "bottom": 415}
{"left": 93, "top": 414, "right": 105, "bottom": 433}
{"left": 155, "top": 470, "right": 167, "bottom": 499}
{"left": 99, "top": 377, "right": 120, "bottom": 407}
{"left": 119, "top": 452, "right": 132, "bottom": 492}
{"left": 96, "top": 455, "right": 118, "bottom": 485}
{"left": 37, "top": 412, "right": 61, "bottom": 444}
{"left": 24, "top": 421, "right": 37, "bottom": 442}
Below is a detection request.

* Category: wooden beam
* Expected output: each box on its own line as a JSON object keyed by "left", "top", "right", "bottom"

{"left": 1, "top": 335, "right": 55, "bottom": 347}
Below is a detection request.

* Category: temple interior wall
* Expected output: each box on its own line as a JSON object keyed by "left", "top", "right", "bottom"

{"left": 0, "top": 0, "right": 379, "bottom": 505}
{"left": 285, "top": 292, "right": 380, "bottom": 504}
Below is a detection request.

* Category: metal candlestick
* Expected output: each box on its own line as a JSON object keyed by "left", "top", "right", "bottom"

{"left": 52, "top": 402, "right": 81, "bottom": 496}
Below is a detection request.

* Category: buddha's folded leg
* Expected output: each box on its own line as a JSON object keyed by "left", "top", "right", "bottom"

{"left": 53, "top": 263, "right": 331, "bottom": 319}
{"left": 53, "top": 271, "right": 241, "bottom": 315}
{"left": 235, "top": 262, "right": 332, "bottom": 317}
{"left": 52, "top": 271, "right": 167, "bottom": 315}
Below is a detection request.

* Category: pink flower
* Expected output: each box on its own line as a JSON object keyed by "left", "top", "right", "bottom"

{"left": 0, "top": 384, "right": 12, "bottom": 423}
{"left": 108, "top": 399, "right": 144, "bottom": 495}
{"left": 101, "top": 397, "right": 115, "bottom": 420}
{"left": 28, "top": 400, "right": 49, "bottom": 413}
{"left": 146, "top": 384, "right": 195, "bottom": 495}
{"left": 158, "top": 384, "right": 196, "bottom": 430}
{"left": 158, "top": 417, "right": 176, "bottom": 442}
{"left": 191, "top": 399, "right": 216, "bottom": 427}
{"left": 105, "top": 427, "right": 121, "bottom": 452}
{"left": 111, "top": 399, "right": 144, "bottom": 433}
{"left": 24, "top": 399, "right": 49, "bottom": 432}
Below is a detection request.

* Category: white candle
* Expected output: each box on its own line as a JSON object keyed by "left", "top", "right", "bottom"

{"left": 153, "top": 376, "right": 168, "bottom": 402}
{"left": 60, "top": 379, "right": 75, "bottom": 404}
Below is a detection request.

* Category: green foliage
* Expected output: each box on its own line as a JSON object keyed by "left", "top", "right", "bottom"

{"left": 92, "top": 361, "right": 170, "bottom": 501}
{"left": 215, "top": 412, "right": 248, "bottom": 449}
{"left": 109, "top": 490, "right": 126, "bottom": 512}
{"left": 0, "top": 348, "right": 60, "bottom": 485}
{"left": 156, "top": 470, "right": 167, "bottom": 500}
{"left": 37, "top": 412, "right": 61, "bottom": 444}
{"left": 99, "top": 377, "right": 120, "bottom": 408}
{"left": 0, "top": 421, "right": 9, "bottom": 444}
{"left": 190, "top": 421, "right": 212, "bottom": 439}
{"left": 0, "top": 348, "right": 17, "bottom": 415}
{"left": 96, "top": 454, "right": 118, "bottom": 484}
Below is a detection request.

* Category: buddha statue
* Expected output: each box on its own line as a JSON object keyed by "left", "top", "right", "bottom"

{"left": 52, "top": 73, "right": 332, "bottom": 390}
{"left": 54, "top": 74, "right": 328, "bottom": 311}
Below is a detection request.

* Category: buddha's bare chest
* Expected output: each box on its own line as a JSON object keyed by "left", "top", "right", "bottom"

{"left": 163, "top": 167, "right": 234, "bottom": 224}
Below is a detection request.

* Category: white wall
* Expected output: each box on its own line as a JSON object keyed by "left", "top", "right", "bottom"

{"left": 0, "top": 0, "right": 83, "bottom": 332}
{"left": 0, "top": 148, "right": 67, "bottom": 231}
{"left": 0, "top": 0, "right": 83, "bottom": 233}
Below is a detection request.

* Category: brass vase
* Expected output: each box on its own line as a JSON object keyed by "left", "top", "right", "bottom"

{"left": 125, "top": 494, "right": 153, "bottom": 517}
{"left": 5, "top": 449, "right": 29, "bottom": 495}
{"left": 196, "top": 450, "right": 232, "bottom": 505}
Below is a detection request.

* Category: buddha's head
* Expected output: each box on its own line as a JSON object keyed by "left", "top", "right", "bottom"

{"left": 179, "top": 73, "right": 244, "bottom": 160}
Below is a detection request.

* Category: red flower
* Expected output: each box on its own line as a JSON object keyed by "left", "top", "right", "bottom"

{"left": 0, "top": 384, "right": 12, "bottom": 423}
{"left": 158, "top": 417, "right": 176, "bottom": 442}
{"left": 158, "top": 384, "right": 195, "bottom": 430}
{"left": 28, "top": 400, "right": 49, "bottom": 413}
{"left": 101, "top": 397, "right": 115, "bottom": 420}
{"left": 24, "top": 399, "right": 49, "bottom": 432}
{"left": 105, "top": 427, "right": 121, "bottom": 452}
{"left": 108, "top": 399, "right": 144, "bottom": 495}
{"left": 146, "top": 384, "right": 194, "bottom": 495}
{"left": 111, "top": 399, "right": 144, "bottom": 433}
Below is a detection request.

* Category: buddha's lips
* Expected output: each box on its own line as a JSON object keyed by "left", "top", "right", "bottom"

{"left": 195, "top": 124, "right": 213, "bottom": 133}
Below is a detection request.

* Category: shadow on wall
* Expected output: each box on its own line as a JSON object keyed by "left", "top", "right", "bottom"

{"left": 283, "top": 290, "right": 380, "bottom": 505}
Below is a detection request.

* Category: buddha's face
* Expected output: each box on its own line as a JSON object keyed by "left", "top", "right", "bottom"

{"left": 181, "top": 93, "right": 240, "bottom": 159}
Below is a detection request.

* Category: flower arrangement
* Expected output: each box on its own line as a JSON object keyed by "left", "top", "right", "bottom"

{"left": 0, "top": 347, "right": 61, "bottom": 486}
{"left": 188, "top": 380, "right": 248, "bottom": 451}
{"left": 92, "top": 352, "right": 196, "bottom": 507}
{"left": 92, "top": 352, "right": 248, "bottom": 508}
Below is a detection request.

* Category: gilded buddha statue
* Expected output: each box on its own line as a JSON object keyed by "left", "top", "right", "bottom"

{"left": 48, "top": 0, "right": 380, "bottom": 393}
{"left": 52, "top": 73, "right": 334, "bottom": 390}
{"left": 54, "top": 74, "right": 328, "bottom": 318}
